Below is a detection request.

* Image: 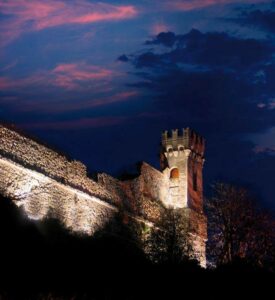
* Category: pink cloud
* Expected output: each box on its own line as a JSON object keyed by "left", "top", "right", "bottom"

{"left": 0, "top": 75, "right": 41, "bottom": 90}
{"left": 86, "top": 91, "right": 139, "bottom": 108}
{"left": 0, "top": 62, "right": 114, "bottom": 91}
{"left": 0, "top": 0, "right": 138, "bottom": 47}
{"left": 53, "top": 63, "right": 113, "bottom": 80}
{"left": 257, "top": 99, "right": 275, "bottom": 110}
{"left": 21, "top": 116, "right": 127, "bottom": 130}
{"left": 0, "top": 77, "right": 12, "bottom": 90}
{"left": 167, "top": 0, "right": 269, "bottom": 11}
{"left": 1, "top": 60, "right": 18, "bottom": 71}
{"left": 16, "top": 91, "right": 139, "bottom": 113}
{"left": 51, "top": 62, "right": 114, "bottom": 90}
{"left": 253, "top": 145, "right": 275, "bottom": 154}
{"left": 34, "top": 3, "right": 137, "bottom": 30}
{"left": 151, "top": 22, "right": 171, "bottom": 35}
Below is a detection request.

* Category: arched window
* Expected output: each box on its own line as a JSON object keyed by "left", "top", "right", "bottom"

{"left": 170, "top": 168, "right": 179, "bottom": 179}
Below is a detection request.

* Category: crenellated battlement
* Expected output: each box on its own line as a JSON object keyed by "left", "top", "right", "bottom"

{"left": 162, "top": 128, "right": 205, "bottom": 156}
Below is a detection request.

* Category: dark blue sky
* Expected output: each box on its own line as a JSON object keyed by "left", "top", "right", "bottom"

{"left": 0, "top": 0, "right": 275, "bottom": 210}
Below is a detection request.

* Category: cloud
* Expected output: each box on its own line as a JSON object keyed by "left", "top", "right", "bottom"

{"left": 18, "top": 91, "right": 139, "bottom": 113}
{"left": 120, "top": 29, "right": 275, "bottom": 134}
{"left": 0, "top": 62, "right": 114, "bottom": 91}
{"left": 145, "top": 32, "right": 177, "bottom": 47}
{"left": 250, "top": 126, "right": 275, "bottom": 153}
{"left": 118, "top": 55, "right": 129, "bottom": 62}
{"left": 150, "top": 23, "right": 171, "bottom": 35}
{"left": 254, "top": 146, "right": 275, "bottom": 154}
{"left": 233, "top": 8, "right": 275, "bottom": 34}
{"left": 0, "top": 60, "right": 18, "bottom": 72}
{"left": 21, "top": 116, "right": 127, "bottom": 130}
{"left": 0, "top": 0, "right": 138, "bottom": 47}
{"left": 165, "top": 0, "right": 269, "bottom": 12}
{"left": 133, "top": 29, "right": 273, "bottom": 70}
{"left": 257, "top": 98, "right": 275, "bottom": 110}
{"left": 51, "top": 63, "right": 114, "bottom": 90}
{"left": 118, "top": 29, "right": 275, "bottom": 208}
{"left": 82, "top": 91, "right": 139, "bottom": 108}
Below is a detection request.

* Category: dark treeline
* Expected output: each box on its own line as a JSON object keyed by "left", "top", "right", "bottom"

{"left": 0, "top": 191, "right": 273, "bottom": 300}
{"left": 206, "top": 183, "right": 275, "bottom": 270}
{"left": 0, "top": 194, "right": 148, "bottom": 299}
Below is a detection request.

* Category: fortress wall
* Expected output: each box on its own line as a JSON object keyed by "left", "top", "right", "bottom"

{"left": 98, "top": 163, "right": 169, "bottom": 222}
{"left": 0, "top": 126, "right": 120, "bottom": 206}
{"left": 0, "top": 124, "right": 207, "bottom": 266}
{"left": 0, "top": 156, "right": 117, "bottom": 235}
{"left": 188, "top": 209, "right": 207, "bottom": 267}
{"left": 187, "top": 154, "right": 204, "bottom": 212}
{"left": 121, "top": 163, "right": 168, "bottom": 223}
{"left": 97, "top": 173, "right": 128, "bottom": 209}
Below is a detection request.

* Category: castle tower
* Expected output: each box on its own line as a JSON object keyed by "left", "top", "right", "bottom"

{"left": 161, "top": 128, "right": 207, "bottom": 266}
{"left": 161, "top": 128, "right": 205, "bottom": 211}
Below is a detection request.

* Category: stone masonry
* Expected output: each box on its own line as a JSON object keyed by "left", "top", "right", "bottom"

{"left": 0, "top": 124, "right": 207, "bottom": 266}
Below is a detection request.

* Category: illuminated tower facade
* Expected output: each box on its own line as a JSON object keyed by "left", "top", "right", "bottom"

{"left": 160, "top": 128, "right": 205, "bottom": 212}
{"left": 161, "top": 128, "right": 207, "bottom": 266}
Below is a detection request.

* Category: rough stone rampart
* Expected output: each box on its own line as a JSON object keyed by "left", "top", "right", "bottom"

{"left": 0, "top": 124, "right": 207, "bottom": 267}
{"left": 0, "top": 125, "right": 119, "bottom": 206}
{"left": 0, "top": 156, "right": 117, "bottom": 235}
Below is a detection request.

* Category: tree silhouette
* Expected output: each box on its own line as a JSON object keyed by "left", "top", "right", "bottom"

{"left": 144, "top": 208, "right": 196, "bottom": 265}
{"left": 206, "top": 183, "right": 275, "bottom": 270}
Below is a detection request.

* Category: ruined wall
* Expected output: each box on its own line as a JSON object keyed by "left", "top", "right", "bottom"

{"left": 0, "top": 156, "right": 117, "bottom": 235}
{"left": 98, "top": 163, "right": 207, "bottom": 266}
{"left": 0, "top": 124, "right": 207, "bottom": 267}
{"left": 187, "top": 153, "right": 204, "bottom": 212}
{"left": 0, "top": 125, "right": 119, "bottom": 206}
{"left": 97, "top": 173, "right": 129, "bottom": 209}
{"left": 187, "top": 208, "right": 207, "bottom": 267}
{"left": 99, "top": 163, "right": 168, "bottom": 223}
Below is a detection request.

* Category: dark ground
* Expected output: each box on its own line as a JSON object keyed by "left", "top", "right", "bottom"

{"left": 0, "top": 195, "right": 273, "bottom": 299}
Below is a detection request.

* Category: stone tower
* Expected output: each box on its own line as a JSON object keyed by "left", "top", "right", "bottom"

{"left": 160, "top": 128, "right": 207, "bottom": 266}
{"left": 160, "top": 128, "right": 205, "bottom": 211}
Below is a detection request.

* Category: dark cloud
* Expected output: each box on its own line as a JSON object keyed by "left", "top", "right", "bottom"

{"left": 117, "top": 54, "right": 129, "bottom": 62}
{"left": 119, "top": 29, "right": 275, "bottom": 209}
{"left": 126, "top": 30, "right": 275, "bottom": 134}
{"left": 131, "top": 29, "right": 273, "bottom": 71}
{"left": 145, "top": 32, "right": 177, "bottom": 47}
{"left": 235, "top": 9, "right": 275, "bottom": 33}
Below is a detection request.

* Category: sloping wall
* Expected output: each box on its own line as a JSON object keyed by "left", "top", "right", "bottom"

{"left": 0, "top": 156, "right": 117, "bottom": 235}
{"left": 0, "top": 124, "right": 207, "bottom": 267}
{"left": 0, "top": 125, "right": 119, "bottom": 206}
{"left": 98, "top": 162, "right": 168, "bottom": 223}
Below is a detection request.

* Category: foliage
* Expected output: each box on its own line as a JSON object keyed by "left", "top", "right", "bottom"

{"left": 144, "top": 208, "right": 196, "bottom": 265}
{"left": 206, "top": 183, "right": 275, "bottom": 270}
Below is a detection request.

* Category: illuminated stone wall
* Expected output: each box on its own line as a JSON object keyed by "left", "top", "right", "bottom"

{"left": 98, "top": 163, "right": 169, "bottom": 223}
{"left": 0, "top": 124, "right": 207, "bottom": 267}
{"left": 161, "top": 128, "right": 205, "bottom": 211}
{"left": 187, "top": 208, "right": 207, "bottom": 267}
{"left": 99, "top": 163, "right": 207, "bottom": 267}
{"left": 160, "top": 128, "right": 207, "bottom": 266}
{"left": 0, "top": 156, "right": 117, "bottom": 235}
{"left": 0, "top": 125, "right": 119, "bottom": 206}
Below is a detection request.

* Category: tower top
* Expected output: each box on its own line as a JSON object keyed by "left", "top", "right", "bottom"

{"left": 161, "top": 128, "right": 205, "bottom": 157}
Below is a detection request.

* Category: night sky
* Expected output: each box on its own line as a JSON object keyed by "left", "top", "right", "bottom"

{"left": 0, "top": 0, "right": 275, "bottom": 210}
